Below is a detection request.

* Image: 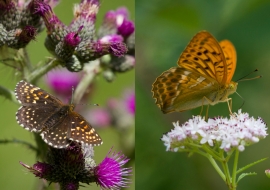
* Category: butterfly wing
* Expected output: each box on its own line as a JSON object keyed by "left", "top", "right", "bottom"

{"left": 152, "top": 67, "right": 219, "bottom": 113}
{"left": 67, "top": 112, "right": 103, "bottom": 146}
{"left": 177, "top": 31, "right": 228, "bottom": 85}
{"left": 40, "top": 115, "right": 70, "bottom": 148}
{"left": 219, "top": 40, "right": 237, "bottom": 84}
{"left": 15, "top": 80, "right": 63, "bottom": 132}
{"left": 152, "top": 31, "right": 238, "bottom": 113}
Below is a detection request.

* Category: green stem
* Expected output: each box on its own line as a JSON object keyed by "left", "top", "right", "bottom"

{"left": 200, "top": 144, "right": 223, "bottom": 162}
{"left": 231, "top": 149, "right": 239, "bottom": 189}
{"left": 0, "top": 138, "right": 38, "bottom": 152}
{"left": 0, "top": 85, "right": 18, "bottom": 104}
{"left": 73, "top": 60, "right": 100, "bottom": 104}
{"left": 219, "top": 151, "right": 233, "bottom": 189}
{"left": 206, "top": 153, "right": 225, "bottom": 181}
{"left": 22, "top": 48, "right": 33, "bottom": 71}
{"left": 26, "top": 58, "right": 59, "bottom": 84}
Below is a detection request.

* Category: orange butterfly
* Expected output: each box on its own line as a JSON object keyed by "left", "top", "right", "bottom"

{"left": 152, "top": 31, "right": 237, "bottom": 114}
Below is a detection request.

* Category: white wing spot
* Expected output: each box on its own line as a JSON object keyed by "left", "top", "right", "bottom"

{"left": 184, "top": 71, "right": 191, "bottom": 75}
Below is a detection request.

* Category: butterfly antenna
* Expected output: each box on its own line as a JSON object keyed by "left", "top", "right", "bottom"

{"left": 235, "top": 91, "right": 245, "bottom": 109}
{"left": 236, "top": 69, "right": 262, "bottom": 82}
{"left": 71, "top": 86, "right": 75, "bottom": 105}
{"left": 75, "top": 103, "right": 99, "bottom": 106}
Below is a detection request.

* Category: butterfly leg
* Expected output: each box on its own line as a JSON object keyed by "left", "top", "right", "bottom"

{"left": 201, "top": 96, "right": 214, "bottom": 121}
{"left": 199, "top": 105, "right": 204, "bottom": 115}
{"left": 205, "top": 104, "right": 210, "bottom": 121}
{"left": 226, "top": 98, "right": 233, "bottom": 115}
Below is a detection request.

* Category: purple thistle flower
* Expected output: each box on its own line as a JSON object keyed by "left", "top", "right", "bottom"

{"left": 99, "top": 7, "right": 134, "bottom": 39}
{"left": 33, "top": 0, "right": 64, "bottom": 31}
{"left": 73, "top": 0, "right": 100, "bottom": 22}
{"left": 0, "top": 0, "right": 15, "bottom": 13}
{"left": 20, "top": 144, "right": 132, "bottom": 190}
{"left": 93, "top": 38, "right": 127, "bottom": 57}
{"left": 125, "top": 90, "right": 135, "bottom": 115}
{"left": 20, "top": 161, "right": 54, "bottom": 179}
{"left": 45, "top": 68, "right": 81, "bottom": 100}
{"left": 19, "top": 25, "right": 37, "bottom": 41}
{"left": 64, "top": 30, "right": 82, "bottom": 48}
{"left": 0, "top": 0, "right": 59, "bottom": 49}
{"left": 34, "top": 0, "right": 132, "bottom": 72}
{"left": 115, "top": 7, "right": 130, "bottom": 19}
{"left": 95, "top": 148, "right": 132, "bottom": 189}
{"left": 86, "top": 107, "right": 111, "bottom": 127}
{"left": 117, "top": 18, "right": 134, "bottom": 38}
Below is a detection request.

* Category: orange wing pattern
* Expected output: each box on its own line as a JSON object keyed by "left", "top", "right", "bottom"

{"left": 177, "top": 31, "right": 236, "bottom": 85}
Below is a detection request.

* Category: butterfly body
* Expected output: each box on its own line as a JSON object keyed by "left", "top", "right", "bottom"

{"left": 43, "top": 105, "right": 71, "bottom": 130}
{"left": 15, "top": 80, "right": 102, "bottom": 148}
{"left": 152, "top": 31, "right": 237, "bottom": 114}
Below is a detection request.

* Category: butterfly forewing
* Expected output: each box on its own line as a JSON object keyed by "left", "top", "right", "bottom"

{"left": 15, "top": 80, "right": 63, "bottom": 106}
{"left": 15, "top": 80, "right": 103, "bottom": 148}
{"left": 219, "top": 40, "right": 237, "bottom": 84}
{"left": 68, "top": 113, "right": 102, "bottom": 146}
{"left": 178, "top": 31, "right": 228, "bottom": 85}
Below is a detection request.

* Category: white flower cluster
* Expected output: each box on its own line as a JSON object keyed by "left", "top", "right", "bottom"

{"left": 161, "top": 110, "right": 267, "bottom": 152}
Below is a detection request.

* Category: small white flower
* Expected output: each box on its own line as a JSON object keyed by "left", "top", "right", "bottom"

{"left": 161, "top": 110, "right": 267, "bottom": 152}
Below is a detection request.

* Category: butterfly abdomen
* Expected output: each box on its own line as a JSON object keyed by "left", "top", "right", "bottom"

{"left": 43, "top": 106, "right": 70, "bottom": 129}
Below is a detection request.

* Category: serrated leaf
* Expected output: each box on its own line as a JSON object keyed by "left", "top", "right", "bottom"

{"left": 237, "top": 172, "right": 257, "bottom": 183}
{"left": 237, "top": 157, "right": 268, "bottom": 174}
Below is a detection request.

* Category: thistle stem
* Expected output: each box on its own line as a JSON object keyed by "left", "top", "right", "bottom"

{"left": 73, "top": 60, "right": 100, "bottom": 104}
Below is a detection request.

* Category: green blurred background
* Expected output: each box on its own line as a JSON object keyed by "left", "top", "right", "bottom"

{"left": 136, "top": 0, "right": 270, "bottom": 189}
{"left": 0, "top": 1, "right": 134, "bottom": 190}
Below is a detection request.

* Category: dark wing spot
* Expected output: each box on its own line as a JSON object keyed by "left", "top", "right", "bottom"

{"left": 157, "top": 83, "right": 163, "bottom": 88}
{"left": 169, "top": 92, "right": 176, "bottom": 97}
{"left": 165, "top": 82, "right": 172, "bottom": 86}
{"left": 159, "top": 89, "right": 164, "bottom": 93}
{"left": 161, "top": 78, "right": 167, "bottom": 82}
{"left": 203, "top": 50, "right": 208, "bottom": 54}
{"left": 161, "top": 94, "right": 166, "bottom": 100}
{"left": 171, "top": 78, "right": 178, "bottom": 83}
{"left": 182, "top": 60, "right": 188, "bottom": 63}
{"left": 167, "top": 87, "right": 173, "bottom": 91}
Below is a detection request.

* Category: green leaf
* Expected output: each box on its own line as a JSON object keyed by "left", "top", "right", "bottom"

{"left": 237, "top": 157, "right": 268, "bottom": 174}
{"left": 237, "top": 172, "right": 257, "bottom": 183}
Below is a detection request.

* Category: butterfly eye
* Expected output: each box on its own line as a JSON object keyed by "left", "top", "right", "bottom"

{"left": 229, "top": 83, "right": 235, "bottom": 89}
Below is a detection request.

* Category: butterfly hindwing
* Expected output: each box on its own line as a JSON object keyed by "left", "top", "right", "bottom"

{"left": 152, "top": 67, "right": 217, "bottom": 113}
{"left": 41, "top": 115, "right": 70, "bottom": 148}
{"left": 16, "top": 105, "right": 58, "bottom": 132}
{"left": 68, "top": 112, "right": 103, "bottom": 146}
